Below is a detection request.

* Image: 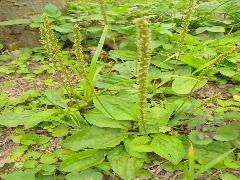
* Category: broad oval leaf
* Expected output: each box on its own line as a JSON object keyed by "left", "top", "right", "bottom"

{"left": 93, "top": 95, "right": 138, "bottom": 120}
{"left": 0, "top": 109, "right": 60, "bottom": 128}
{"left": 124, "top": 136, "right": 151, "bottom": 158}
{"left": 172, "top": 76, "right": 207, "bottom": 95}
{"left": 188, "top": 131, "right": 213, "bottom": 145}
{"left": 214, "top": 127, "right": 239, "bottom": 141}
{"left": 0, "top": 19, "right": 31, "bottom": 26}
{"left": 3, "top": 171, "right": 35, "bottom": 180}
{"left": 108, "top": 146, "right": 144, "bottom": 180}
{"left": 40, "top": 153, "right": 57, "bottom": 164}
{"left": 84, "top": 109, "right": 132, "bottom": 129}
{"left": 109, "top": 50, "right": 138, "bottom": 61}
{"left": 151, "top": 134, "right": 185, "bottom": 165}
{"left": 180, "top": 54, "right": 207, "bottom": 68}
{"left": 44, "top": 89, "right": 68, "bottom": 108}
{"left": 65, "top": 169, "right": 103, "bottom": 180}
{"left": 60, "top": 149, "right": 105, "bottom": 172}
{"left": 196, "top": 26, "right": 225, "bottom": 34}
{"left": 53, "top": 23, "right": 73, "bottom": 33}
{"left": 63, "top": 126, "right": 127, "bottom": 151}
{"left": 44, "top": 3, "right": 61, "bottom": 18}
{"left": 222, "top": 173, "right": 239, "bottom": 180}
{"left": 145, "top": 107, "right": 172, "bottom": 133}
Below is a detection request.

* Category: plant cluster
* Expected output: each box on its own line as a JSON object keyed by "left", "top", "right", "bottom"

{"left": 0, "top": 1, "right": 240, "bottom": 180}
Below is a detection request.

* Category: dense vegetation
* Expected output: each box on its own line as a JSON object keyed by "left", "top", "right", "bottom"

{"left": 0, "top": 0, "right": 240, "bottom": 179}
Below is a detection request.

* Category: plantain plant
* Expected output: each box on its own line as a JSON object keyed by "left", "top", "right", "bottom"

{"left": 1, "top": 1, "right": 239, "bottom": 179}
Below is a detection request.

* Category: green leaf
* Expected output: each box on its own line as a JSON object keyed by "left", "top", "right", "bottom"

{"left": 95, "top": 74, "right": 134, "bottom": 90}
{"left": 44, "top": 89, "right": 68, "bottom": 108}
{"left": 84, "top": 109, "right": 131, "bottom": 129}
{"left": 40, "top": 153, "right": 57, "bottom": 164}
{"left": 151, "top": 134, "right": 185, "bottom": 165}
{"left": 53, "top": 23, "right": 73, "bottom": 33}
{"left": 196, "top": 26, "right": 225, "bottom": 34}
{"left": 36, "top": 136, "right": 51, "bottom": 145}
{"left": 222, "top": 173, "right": 239, "bottom": 180}
{"left": 154, "top": 23, "right": 175, "bottom": 36}
{"left": 14, "top": 90, "right": 41, "bottom": 104}
{"left": 180, "top": 54, "right": 207, "bottom": 68}
{"left": 152, "top": 40, "right": 163, "bottom": 49}
{"left": 3, "top": 171, "right": 35, "bottom": 180}
{"left": 224, "top": 158, "right": 240, "bottom": 169}
{"left": 0, "top": 55, "right": 10, "bottom": 62}
{"left": 25, "top": 151, "right": 42, "bottom": 159}
{"left": 63, "top": 126, "right": 126, "bottom": 151}
{"left": 195, "top": 149, "right": 233, "bottom": 177}
{"left": 0, "top": 109, "right": 61, "bottom": 128}
{"left": 23, "top": 160, "right": 38, "bottom": 169}
{"left": 184, "top": 34, "right": 200, "bottom": 45}
{"left": 189, "top": 131, "right": 213, "bottom": 145}
{"left": 93, "top": 95, "right": 138, "bottom": 120}
{"left": 60, "top": 149, "right": 105, "bottom": 172}
{"left": 145, "top": 107, "right": 172, "bottom": 133}
{"left": 55, "top": 149, "right": 78, "bottom": 161}
{"left": 0, "top": 43, "right": 4, "bottom": 49}
{"left": 124, "top": 136, "right": 151, "bottom": 158}
{"left": 113, "top": 61, "right": 136, "bottom": 78}
{"left": 0, "top": 19, "right": 31, "bottom": 26}
{"left": 0, "top": 65, "right": 15, "bottom": 74}
{"left": 172, "top": 76, "right": 207, "bottom": 95}
{"left": 20, "top": 133, "right": 38, "bottom": 145}
{"left": 38, "top": 164, "right": 56, "bottom": 175}
{"left": 193, "top": 142, "right": 232, "bottom": 165}
{"left": 8, "top": 146, "right": 28, "bottom": 162}
{"left": 65, "top": 169, "right": 103, "bottom": 180}
{"left": 52, "top": 127, "right": 69, "bottom": 137}
{"left": 44, "top": 3, "right": 61, "bottom": 17}
{"left": 214, "top": 127, "right": 239, "bottom": 141}
{"left": 88, "top": 25, "right": 108, "bottom": 82}
{"left": 109, "top": 50, "right": 138, "bottom": 61}
{"left": 108, "top": 146, "right": 144, "bottom": 180}
{"left": 219, "top": 67, "right": 237, "bottom": 78}
{"left": 0, "top": 94, "right": 9, "bottom": 109}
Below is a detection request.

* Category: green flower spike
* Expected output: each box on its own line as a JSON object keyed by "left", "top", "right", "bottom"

{"left": 135, "top": 18, "right": 152, "bottom": 135}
